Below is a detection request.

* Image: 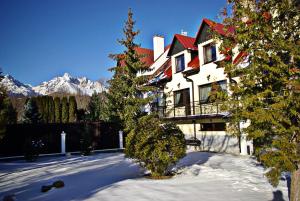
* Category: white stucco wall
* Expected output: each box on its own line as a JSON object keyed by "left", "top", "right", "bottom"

{"left": 176, "top": 122, "right": 240, "bottom": 154}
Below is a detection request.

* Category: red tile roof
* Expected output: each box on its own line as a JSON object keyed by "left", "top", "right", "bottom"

{"left": 233, "top": 52, "right": 248, "bottom": 64}
{"left": 167, "top": 34, "right": 197, "bottom": 56}
{"left": 164, "top": 65, "right": 172, "bottom": 78}
{"left": 204, "top": 18, "right": 235, "bottom": 36}
{"left": 135, "top": 47, "right": 154, "bottom": 66}
{"left": 187, "top": 56, "right": 200, "bottom": 69}
{"left": 174, "top": 34, "right": 197, "bottom": 50}
{"left": 119, "top": 47, "right": 154, "bottom": 67}
{"left": 194, "top": 18, "right": 235, "bottom": 45}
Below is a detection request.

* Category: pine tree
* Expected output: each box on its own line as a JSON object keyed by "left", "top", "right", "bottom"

{"left": 22, "top": 98, "right": 41, "bottom": 124}
{"left": 69, "top": 96, "right": 77, "bottom": 122}
{"left": 41, "top": 96, "right": 49, "bottom": 123}
{"left": 54, "top": 97, "right": 61, "bottom": 123}
{"left": 108, "top": 8, "right": 152, "bottom": 132}
{"left": 218, "top": 0, "right": 300, "bottom": 199}
{"left": 0, "top": 82, "right": 8, "bottom": 138}
{"left": 48, "top": 96, "right": 55, "bottom": 123}
{"left": 98, "top": 91, "right": 109, "bottom": 121}
{"left": 87, "top": 91, "right": 101, "bottom": 121}
{"left": 108, "top": 9, "right": 186, "bottom": 176}
{"left": 126, "top": 114, "right": 186, "bottom": 177}
{"left": 35, "top": 96, "right": 44, "bottom": 122}
{"left": 61, "top": 97, "right": 69, "bottom": 123}
{"left": 6, "top": 100, "right": 17, "bottom": 124}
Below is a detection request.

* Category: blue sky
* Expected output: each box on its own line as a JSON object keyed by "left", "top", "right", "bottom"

{"left": 0, "top": 0, "right": 226, "bottom": 86}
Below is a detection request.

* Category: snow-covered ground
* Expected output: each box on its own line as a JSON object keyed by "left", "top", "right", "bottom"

{"left": 0, "top": 152, "right": 289, "bottom": 201}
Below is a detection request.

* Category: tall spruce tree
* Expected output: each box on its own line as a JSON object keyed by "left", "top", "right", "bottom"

{"left": 0, "top": 70, "right": 18, "bottom": 138}
{"left": 218, "top": 0, "right": 300, "bottom": 199}
{"left": 22, "top": 98, "right": 41, "bottom": 124}
{"left": 35, "top": 96, "right": 44, "bottom": 122}
{"left": 54, "top": 97, "right": 61, "bottom": 123}
{"left": 108, "top": 9, "right": 186, "bottom": 176}
{"left": 41, "top": 96, "right": 49, "bottom": 123}
{"left": 6, "top": 100, "right": 17, "bottom": 124}
{"left": 61, "top": 97, "right": 69, "bottom": 123}
{"left": 88, "top": 92, "right": 101, "bottom": 121}
{"left": 69, "top": 96, "right": 77, "bottom": 122}
{"left": 48, "top": 96, "right": 55, "bottom": 123}
{"left": 108, "top": 8, "right": 151, "bottom": 132}
{"left": 98, "top": 91, "right": 109, "bottom": 121}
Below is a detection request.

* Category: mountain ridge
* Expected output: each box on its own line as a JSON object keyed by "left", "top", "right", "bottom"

{"left": 0, "top": 73, "right": 106, "bottom": 97}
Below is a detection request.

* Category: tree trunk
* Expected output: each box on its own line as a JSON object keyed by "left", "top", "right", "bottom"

{"left": 291, "top": 164, "right": 300, "bottom": 201}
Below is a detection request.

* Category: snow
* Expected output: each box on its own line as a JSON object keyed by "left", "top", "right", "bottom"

{"left": 32, "top": 73, "right": 105, "bottom": 96}
{"left": 0, "top": 73, "right": 105, "bottom": 97}
{"left": 0, "top": 152, "right": 289, "bottom": 201}
{"left": 0, "top": 75, "right": 38, "bottom": 97}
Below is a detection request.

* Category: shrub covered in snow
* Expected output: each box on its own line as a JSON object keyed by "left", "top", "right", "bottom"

{"left": 126, "top": 114, "right": 186, "bottom": 177}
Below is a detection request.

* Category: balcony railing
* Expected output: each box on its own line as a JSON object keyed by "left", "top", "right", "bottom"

{"left": 152, "top": 101, "right": 227, "bottom": 118}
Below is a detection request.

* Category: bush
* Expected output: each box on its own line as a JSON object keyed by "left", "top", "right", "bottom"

{"left": 80, "top": 125, "right": 93, "bottom": 156}
{"left": 23, "top": 139, "right": 44, "bottom": 162}
{"left": 126, "top": 115, "right": 186, "bottom": 177}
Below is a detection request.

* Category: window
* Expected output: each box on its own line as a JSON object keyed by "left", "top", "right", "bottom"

{"left": 175, "top": 54, "right": 185, "bottom": 72}
{"left": 201, "top": 123, "right": 226, "bottom": 131}
{"left": 203, "top": 43, "right": 216, "bottom": 64}
{"left": 199, "top": 80, "right": 227, "bottom": 103}
{"left": 174, "top": 89, "right": 190, "bottom": 107}
{"left": 199, "top": 84, "right": 212, "bottom": 103}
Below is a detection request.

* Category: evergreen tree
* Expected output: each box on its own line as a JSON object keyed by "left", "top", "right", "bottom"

{"left": 48, "top": 96, "right": 55, "bottom": 123}
{"left": 6, "top": 100, "right": 17, "bottom": 124}
{"left": 41, "top": 96, "right": 49, "bottom": 123}
{"left": 54, "top": 97, "right": 61, "bottom": 123}
{"left": 35, "top": 96, "right": 44, "bottom": 122}
{"left": 0, "top": 70, "right": 10, "bottom": 139}
{"left": 61, "top": 97, "right": 69, "bottom": 123}
{"left": 87, "top": 91, "right": 101, "bottom": 121}
{"left": 108, "top": 9, "right": 186, "bottom": 176}
{"left": 98, "top": 91, "right": 110, "bottom": 121}
{"left": 108, "top": 8, "right": 152, "bottom": 132}
{"left": 22, "top": 98, "right": 41, "bottom": 124}
{"left": 126, "top": 115, "right": 186, "bottom": 177}
{"left": 69, "top": 96, "right": 77, "bottom": 122}
{"left": 0, "top": 70, "right": 17, "bottom": 137}
{"left": 219, "top": 0, "right": 300, "bottom": 199}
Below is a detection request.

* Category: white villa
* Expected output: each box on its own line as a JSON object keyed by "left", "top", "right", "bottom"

{"left": 137, "top": 18, "right": 254, "bottom": 155}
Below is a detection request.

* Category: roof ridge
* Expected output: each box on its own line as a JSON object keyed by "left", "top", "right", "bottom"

{"left": 175, "top": 33, "right": 196, "bottom": 39}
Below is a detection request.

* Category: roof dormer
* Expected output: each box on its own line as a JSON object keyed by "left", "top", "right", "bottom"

{"left": 194, "top": 18, "right": 235, "bottom": 46}
{"left": 167, "top": 34, "right": 197, "bottom": 57}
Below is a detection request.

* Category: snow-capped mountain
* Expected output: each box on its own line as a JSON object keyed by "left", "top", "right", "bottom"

{"left": 0, "top": 75, "right": 38, "bottom": 97}
{"left": 0, "top": 73, "right": 106, "bottom": 97}
{"left": 33, "top": 73, "right": 105, "bottom": 96}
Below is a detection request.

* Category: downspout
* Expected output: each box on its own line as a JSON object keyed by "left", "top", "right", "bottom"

{"left": 183, "top": 73, "right": 197, "bottom": 140}
{"left": 183, "top": 74, "right": 195, "bottom": 115}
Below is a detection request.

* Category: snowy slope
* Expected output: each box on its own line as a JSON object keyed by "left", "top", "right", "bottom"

{"left": 32, "top": 73, "right": 105, "bottom": 96}
{"left": 0, "top": 152, "right": 289, "bottom": 201}
{"left": 0, "top": 73, "right": 105, "bottom": 97}
{"left": 0, "top": 75, "right": 38, "bottom": 97}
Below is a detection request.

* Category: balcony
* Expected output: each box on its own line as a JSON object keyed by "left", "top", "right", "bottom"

{"left": 153, "top": 101, "right": 228, "bottom": 120}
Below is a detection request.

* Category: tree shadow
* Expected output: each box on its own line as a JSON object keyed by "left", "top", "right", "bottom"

{"left": 271, "top": 190, "right": 285, "bottom": 201}
{"left": 199, "top": 132, "right": 239, "bottom": 154}
{"left": 0, "top": 153, "right": 142, "bottom": 201}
